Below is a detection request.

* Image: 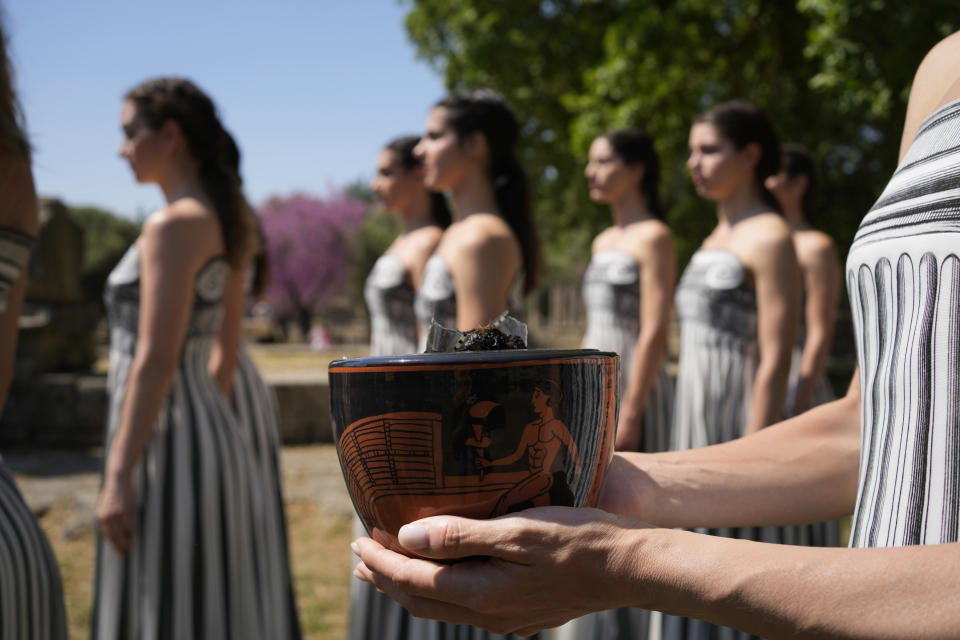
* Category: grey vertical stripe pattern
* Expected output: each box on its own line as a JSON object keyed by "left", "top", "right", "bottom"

{"left": 581, "top": 250, "right": 674, "bottom": 452}
{"left": 847, "top": 97, "right": 960, "bottom": 548}
{"left": 562, "top": 251, "right": 670, "bottom": 640}
{"left": 0, "top": 225, "right": 66, "bottom": 640}
{"left": 92, "top": 246, "right": 298, "bottom": 639}
{"left": 662, "top": 249, "right": 839, "bottom": 640}
{"left": 0, "top": 228, "right": 33, "bottom": 313}
{"left": 364, "top": 254, "right": 419, "bottom": 356}
{"left": 0, "top": 461, "right": 67, "bottom": 640}
{"left": 230, "top": 348, "right": 301, "bottom": 638}
{"left": 353, "top": 251, "right": 541, "bottom": 640}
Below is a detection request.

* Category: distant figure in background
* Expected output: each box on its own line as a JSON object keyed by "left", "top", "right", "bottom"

{"left": 93, "top": 77, "right": 298, "bottom": 639}
{"left": 581, "top": 128, "right": 675, "bottom": 453}
{"left": 666, "top": 100, "right": 838, "bottom": 640}
{"left": 348, "top": 134, "right": 449, "bottom": 640}
{"left": 413, "top": 89, "right": 539, "bottom": 348}
{"left": 0, "top": 19, "right": 68, "bottom": 640}
{"left": 407, "top": 88, "right": 540, "bottom": 638}
{"left": 208, "top": 133, "right": 301, "bottom": 638}
{"left": 766, "top": 144, "right": 840, "bottom": 415}
{"left": 561, "top": 126, "right": 677, "bottom": 640}
{"left": 365, "top": 135, "right": 449, "bottom": 356}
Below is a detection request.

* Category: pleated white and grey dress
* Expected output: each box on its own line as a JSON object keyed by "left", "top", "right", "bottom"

{"left": 847, "top": 97, "right": 960, "bottom": 548}
{"left": 0, "top": 228, "right": 67, "bottom": 640}
{"left": 662, "top": 249, "right": 838, "bottom": 640}
{"left": 581, "top": 250, "right": 673, "bottom": 451}
{"left": 93, "top": 246, "right": 290, "bottom": 640}
{"left": 554, "top": 251, "right": 675, "bottom": 640}
{"left": 230, "top": 344, "right": 300, "bottom": 635}
{"left": 348, "top": 253, "right": 421, "bottom": 640}
{"left": 349, "top": 252, "right": 539, "bottom": 640}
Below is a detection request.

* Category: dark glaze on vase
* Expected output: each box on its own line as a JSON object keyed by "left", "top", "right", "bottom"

{"left": 329, "top": 349, "right": 619, "bottom": 538}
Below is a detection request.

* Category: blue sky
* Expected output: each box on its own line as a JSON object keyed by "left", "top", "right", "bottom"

{"left": 6, "top": 0, "right": 446, "bottom": 218}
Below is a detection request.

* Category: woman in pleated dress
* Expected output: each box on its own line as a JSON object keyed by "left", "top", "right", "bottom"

{"left": 348, "top": 134, "right": 449, "bottom": 640}
{"left": 765, "top": 144, "right": 841, "bottom": 416}
{"left": 207, "top": 133, "right": 301, "bottom": 639}
{"left": 93, "top": 77, "right": 297, "bottom": 639}
{"left": 402, "top": 88, "right": 542, "bottom": 639}
{"left": 0, "top": 20, "right": 67, "bottom": 640}
{"left": 557, "top": 128, "right": 676, "bottom": 640}
{"left": 352, "top": 30, "right": 960, "bottom": 639}
{"left": 663, "top": 100, "right": 839, "bottom": 640}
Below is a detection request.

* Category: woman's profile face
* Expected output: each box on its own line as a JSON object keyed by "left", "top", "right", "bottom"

{"left": 117, "top": 100, "right": 164, "bottom": 184}
{"left": 415, "top": 107, "right": 467, "bottom": 192}
{"left": 686, "top": 122, "right": 754, "bottom": 202}
{"left": 584, "top": 136, "right": 640, "bottom": 205}
{"left": 371, "top": 149, "right": 422, "bottom": 214}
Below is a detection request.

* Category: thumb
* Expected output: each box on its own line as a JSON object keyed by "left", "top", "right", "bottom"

{"left": 396, "top": 515, "right": 532, "bottom": 562}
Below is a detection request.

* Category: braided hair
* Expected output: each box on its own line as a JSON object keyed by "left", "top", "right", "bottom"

{"left": 125, "top": 77, "right": 256, "bottom": 269}
{"left": 435, "top": 89, "right": 540, "bottom": 292}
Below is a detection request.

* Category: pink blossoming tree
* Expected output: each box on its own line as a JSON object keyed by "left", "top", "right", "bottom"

{"left": 259, "top": 192, "right": 366, "bottom": 340}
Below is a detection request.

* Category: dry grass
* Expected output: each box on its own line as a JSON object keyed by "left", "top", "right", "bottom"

{"left": 34, "top": 445, "right": 355, "bottom": 640}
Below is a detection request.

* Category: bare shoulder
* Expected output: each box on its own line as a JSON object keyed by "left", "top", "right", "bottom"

{"left": 625, "top": 218, "right": 673, "bottom": 248}
{"left": 901, "top": 30, "right": 960, "bottom": 158}
{"left": 793, "top": 229, "right": 838, "bottom": 263}
{"left": 408, "top": 224, "right": 444, "bottom": 254}
{"left": 591, "top": 226, "right": 616, "bottom": 253}
{"left": 736, "top": 212, "right": 792, "bottom": 246}
{"left": 446, "top": 214, "right": 516, "bottom": 253}
{"left": 732, "top": 213, "right": 795, "bottom": 270}
{"left": 140, "top": 200, "right": 221, "bottom": 265}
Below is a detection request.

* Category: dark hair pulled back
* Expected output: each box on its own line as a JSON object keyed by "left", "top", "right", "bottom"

{"left": 435, "top": 89, "right": 539, "bottom": 292}
{"left": 385, "top": 135, "right": 451, "bottom": 229}
{"left": 0, "top": 21, "right": 27, "bottom": 158}
{"left": 695, "top": 100, "right": 781, "bottom": 213}
{"left": 780, "top": 143, "right": 818, "bottom": 226}
{"left": 125, "top": 76, "right": 255, "bottom": 269}
{"left": 601, "top": 128, "right": 663, "bottom": 219}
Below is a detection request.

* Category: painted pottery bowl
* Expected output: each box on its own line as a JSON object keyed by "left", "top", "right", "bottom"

{"left": 329, "top": 349, "right": 619, "bottom": 538}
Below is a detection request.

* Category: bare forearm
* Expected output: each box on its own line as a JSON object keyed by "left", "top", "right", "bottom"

{"left": 602, "top": 395, "right": 860, "bottom": 528}
{"left": 744, "top": 358, "right": 790, "bottom": 434}
{"left": 106, "top": 359, "right": 177, "bottom": 477}
{"left": 208, "top": 342, "right": 238, "bottom": 396}
{"left": 617, "top": 330, "right": 667, "bottom": 449}
{"left": 631, "top": 528, "right": 960, "bottom": 639}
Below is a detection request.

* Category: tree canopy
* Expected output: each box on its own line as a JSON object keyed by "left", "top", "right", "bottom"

{"left": 403, "top": 0, "right": 957, "bottom": 274}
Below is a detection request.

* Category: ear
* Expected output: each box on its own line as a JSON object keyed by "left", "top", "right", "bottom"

{"left": 159, "top": 119, "right": 185, "bottom": 149}
{"left": 793, "top": 173, "right": 810, "bottom": 195}
{"left": 742, "top": 142, "right": 762, "bottom": 168}
{"left": 462, "top": 130, "right": 488, "bottom": 160}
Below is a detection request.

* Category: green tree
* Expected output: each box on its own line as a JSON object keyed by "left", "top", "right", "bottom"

{"left": 69, "top": 206, "right": 141, "bottom": 306}
{"left": 403, "top": 0, "right": 956, "bottom": 270}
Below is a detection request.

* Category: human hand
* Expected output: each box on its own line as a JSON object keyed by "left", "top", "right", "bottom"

{"left": 96, "top": 472, "right": 138, "bottom": 554}
{"left": 352, "top": 506, "right": 645, "bottom": 636}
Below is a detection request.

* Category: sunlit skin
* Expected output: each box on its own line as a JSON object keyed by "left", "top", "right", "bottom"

{"left": 349, "top": 31, "right": 960, "bottom": 640}
{"left": 412, "top": 106, "right": 523, "bottom": 329}
{"left": 685, "top": 120, "right": 801, "bottom": 436}
{"left": 370, "top": 147, "right": 442, "bottom": 292}
{"left": 765, "top": 168, "right": 841, "bottom": 414}
{"left": 480, "top": 386, "right": 582, "bottom": 516}
{"left": 584, "top": 137, "right": 643, "bottom": 205}
{"left": 584, "top": 136, "right": 676, "bottom": 451}
{"left": 98, "top": 100, "right": 225, "bottom": 555}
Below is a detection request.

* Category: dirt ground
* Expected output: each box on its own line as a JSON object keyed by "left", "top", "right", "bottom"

{"left": 7, "top": 444, "right": 355, "bottom": 640}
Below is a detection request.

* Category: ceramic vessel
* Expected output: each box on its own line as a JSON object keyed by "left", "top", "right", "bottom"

{"left": 329, "top": 349, "right": 619, "bottom": 538}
